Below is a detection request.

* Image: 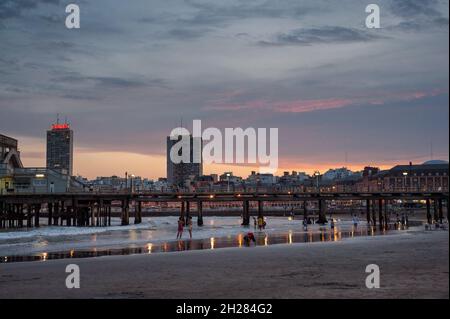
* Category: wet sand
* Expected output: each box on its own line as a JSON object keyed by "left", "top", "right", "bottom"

{"left": 0, "top": 229, "right": 448, "bottom": 299}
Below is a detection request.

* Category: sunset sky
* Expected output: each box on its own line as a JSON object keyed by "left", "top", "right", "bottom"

{"left": 0, "top": 0, "right": 448, "bottom": 179}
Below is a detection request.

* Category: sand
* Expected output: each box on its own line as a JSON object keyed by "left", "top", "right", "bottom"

{"left": 0, "top": 229, "right": 448, "bottom": 299}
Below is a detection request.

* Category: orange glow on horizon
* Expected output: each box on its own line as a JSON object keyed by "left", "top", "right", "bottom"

{"left": 14, "top": 136, "right": 441, "bottom": 180}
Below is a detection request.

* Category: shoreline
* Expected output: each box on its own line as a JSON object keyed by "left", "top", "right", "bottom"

{"left": 0, "top": 228, "right": 447, "bottom": 299}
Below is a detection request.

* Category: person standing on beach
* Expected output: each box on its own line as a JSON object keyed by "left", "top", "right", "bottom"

{"left": 352, "top": 215, "right": 359, "bottom": 229}
{"left": 257, "top": 216, "right": 264, "bottom": 231}
{"left": 176, "top": 217, "right": 184, "bottom": 239}
{"left": 187, "top": 216, "right": 193, "bottom": 239}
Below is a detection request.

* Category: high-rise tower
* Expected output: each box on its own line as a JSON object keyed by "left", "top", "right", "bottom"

{"left": 46, "top": 119, "right": 73, "bottom": 176}
{"left": 166, "top": 134, "right": 202, "bottom": 187}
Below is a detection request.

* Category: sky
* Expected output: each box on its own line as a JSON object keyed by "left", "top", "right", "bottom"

{"left": 0, "top": 0, "right": 449, "bottom": 179}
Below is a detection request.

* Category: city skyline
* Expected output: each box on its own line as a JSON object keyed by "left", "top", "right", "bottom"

{"left": 2, "top": 125, "right": 448, "bottom": 180}
{"left": 0, "top": 0, "right": 449, "bottom": 179}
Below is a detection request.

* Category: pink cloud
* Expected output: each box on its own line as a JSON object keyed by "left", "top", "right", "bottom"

{"left": 274, "top": 98, "right": 354, "bottom": 113}
{"left": 204, "top": 88, "right": 448, "bottom": 113}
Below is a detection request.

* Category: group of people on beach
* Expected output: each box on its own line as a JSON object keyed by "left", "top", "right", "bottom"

{"left": 253, "top": 216, "right": 267, "bottom": 231}
{"left": 176, "top": 216, "right": 193, "bottom": 239}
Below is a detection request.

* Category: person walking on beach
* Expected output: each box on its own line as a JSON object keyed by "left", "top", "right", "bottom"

{"left": 303, "top": 218, "right": 308, "bottom": 231}
{"left": 187, "top": 216, "right": 193, "bottom": 239}
{"left": 176, "top": 217, "right": 184, "bottom": 239}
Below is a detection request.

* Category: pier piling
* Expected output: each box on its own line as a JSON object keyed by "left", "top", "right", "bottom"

{"left": 242, "top": 200, "right": 250, "bottom": 226}
{"left": 197, "top": 201, "right": 203, "bottom": 226}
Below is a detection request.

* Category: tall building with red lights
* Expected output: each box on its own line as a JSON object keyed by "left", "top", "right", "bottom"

{"left": 46, "top": 122, "right": 73, "bottom": 176}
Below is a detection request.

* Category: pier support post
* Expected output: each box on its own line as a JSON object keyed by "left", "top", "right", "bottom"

{"left": 438, "top": 198, "right": 443, "bottom": 223}
{"left": 18, "top": 204, "right": 24, "bottom": 228}
{"left": 135, "top": 201, "right": 142, "bottom": 224}
{"left": 366, "top": 200, "right": 371, "bottom": 224}
{"left": 53, "top": 202, "right": 59, "bottom": 226}
{"left": 258, "top": 200, "right": 263, "bottom": 219}
{"left": 242, "top": 200, "right": 250, "bottom": 226}
{"left": 60, "top": 201, "right": 65, "bottom": 226}
{"left": 426, "top": 199, "right": 432, "bottom": 224}
{"left": 48, "top": 203, "right": 53, "bottom": 226}
{"left": 121, "top": 199, "right": 129, "bottom": 226}
{"left": 26, "top": 204, "right": 32, "bottom": 228}
{"left": 433, "top": 199, "right": 439, "bottom": 223}
{"left": 303, "top": 201, "right": 307, "bottom": 220}
{"left": 371, "top": 200, "right": 377, "bottom": 226}
{"left": 108, "top": 205, "right": 111, "bottom": 226}
{"left": 34, "top": 204, "right": 40, "bottom": 228}
{"left": 73, "top": 200, "right": 79, "bottom": 226}
{"left": 197, "top": 201, "right": 203, "bottom": 226}
{"left": 0, "top": 201, "right": 3, "bottom": 229}
{"left": 7, "top": 204, "right": 12, "bottom": 228}
{"left": 378, "top": 199, "right": 384, "bottom": 228}
{"left": 90, "top": 203, "right": 95, "bottom": 226}
{"left": 180, "top": 201, "right": 185, "bottom": 220}
{"left": 317, "top": 200, "right": 327, "bottom": 224}
{"left": 185, "top": 201, "right": 190, "bottom": 224}
{"left": 384, "top": 200, "right": 389, "bottom": 228}
{"left": 66, "top": 206, "right": 72, "bottom": 226}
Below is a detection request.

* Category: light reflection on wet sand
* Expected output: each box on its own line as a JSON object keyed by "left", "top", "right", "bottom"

{"left": 0, "top": 223, "right": 417, "bottom": 263}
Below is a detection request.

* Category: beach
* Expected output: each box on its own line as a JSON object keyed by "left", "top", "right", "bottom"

{"left": 0, "top": 227, "right": 448, "bottom": 299}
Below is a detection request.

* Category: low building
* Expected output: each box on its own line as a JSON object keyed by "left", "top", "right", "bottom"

{"left": 323, "top": 167, "right": 354, "bottom": 181}
{"left": 12, "top": 167, "right": 79, "bottom": 193}
{"left": 1, "top": 133, "right": 82, "bottom": 194}
{"left": 1, "top": 134, "right": 24, "bottom": 194}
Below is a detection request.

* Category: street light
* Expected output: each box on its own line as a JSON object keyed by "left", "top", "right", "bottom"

{"left": 314, "top": 171, "right": 320, "bottom": 192}
{"left": 226, "top": 173, "right": 231, "bottom": 192}
{"left": 130, "top": 174, "right": 135, "bottom": 193}
{"left": 402, "top": 171, "right": 408, "bottom": 191}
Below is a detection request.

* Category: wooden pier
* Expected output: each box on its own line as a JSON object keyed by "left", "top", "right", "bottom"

{"left": 0, "top": 191, "right": 448, "bottom": 229}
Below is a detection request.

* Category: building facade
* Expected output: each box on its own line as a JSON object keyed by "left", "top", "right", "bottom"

{"left": 46, "top": 122, "right": 74, "bottom": 176}
{"left": 166, "top": 134, "right": 202, "bottom": 187}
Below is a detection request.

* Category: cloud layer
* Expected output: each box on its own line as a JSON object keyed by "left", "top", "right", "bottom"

{"left": 0, "top": 0, "right": 448, "bottom": 178}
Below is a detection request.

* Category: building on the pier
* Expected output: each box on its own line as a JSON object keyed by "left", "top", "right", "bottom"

{"left": 0, "top": 134, "right": 23, "bottom": 193}
{"left": 378, "top": 162, "right": 448, "bottom": 192}
{"left": 12, "top": 167, "right": 75, "bottom": 193}
{"left": 166, "top": 133, "right": 202, "bottom": 187}
{"left": 46, "top": 121, "right": 73, "bottom": 176}
{"left": 1, "top": 132, "right": 82, "bottom": 194}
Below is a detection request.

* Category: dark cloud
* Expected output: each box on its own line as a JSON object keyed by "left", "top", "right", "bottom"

{"left": 388, "top": 0, "right": 448, "bottom": 32}
{"left": 53, "top": 74, "right": 168, "bottom": 89}
{"left": 0, "top": 0, "right": 448, "bottom": 175}
{"left": 389, "top": 0, "right": 442, "bottom": 18}
{"left": 259, "top": 26, "right": 385, "bottom": 46}
{"left": 136, "top": 0, "right": 323, "bottom": 40}
{"left": 167, "top": 28, "right": 211, "bottom": 40}
{"left": 0, "top": 0, "right": 61, "bottom": 19}
{"left": 389, "top": 17, "right": 449, "bottom": 32}
{"left": 182, "top": 0, "right": 319, "bottom": 25}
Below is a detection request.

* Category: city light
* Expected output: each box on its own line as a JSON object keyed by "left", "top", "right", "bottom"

{"left": 51, "top": 123, "right": 70, "bottom": 130}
